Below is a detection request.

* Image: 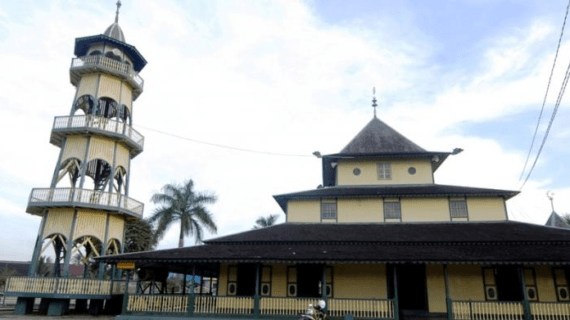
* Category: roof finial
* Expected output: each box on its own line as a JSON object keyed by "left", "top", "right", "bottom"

{"left": 372, "top": 87, "right": 378, "bottom": 118}
{"left": 547, "top": 190, "right": 556, "bottom": 213}
{"left": 115, "top": 0, "right": 122, "bottom": 23}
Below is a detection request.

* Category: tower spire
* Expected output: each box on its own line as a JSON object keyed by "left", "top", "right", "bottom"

{"left": 372, "top": 87, "right": 378, "bottom": 118}
{"left": 115, "top": 0, "right": 122, "bottom": 23}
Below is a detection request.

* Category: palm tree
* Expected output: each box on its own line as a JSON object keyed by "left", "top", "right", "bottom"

{"left": 149, "top": 179, "right": 217, "bottom": 248}
{"left": 253, "top": 214, "right": 279, "bottom": 229}
{"left": 125, "top": 218, "right": 158, "bottom": 253}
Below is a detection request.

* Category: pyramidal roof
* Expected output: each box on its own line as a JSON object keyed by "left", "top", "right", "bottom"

{"left": 339, "top": 117, "right": 425, "bottom": 155}
{"left": 545, "top": 212, "right": 570, "bottom": 229}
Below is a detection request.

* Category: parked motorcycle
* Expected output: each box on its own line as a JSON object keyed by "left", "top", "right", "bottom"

{"left": 298, "top": 300, "right": 327, "bottom": 320}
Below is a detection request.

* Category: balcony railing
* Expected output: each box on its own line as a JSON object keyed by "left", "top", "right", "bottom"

{"left": 125, "top": 295, "right": 394, "bottom": 318}
{"left": 5, "top": 277, "right": 124, "bottom": 297}
{"left": 70, "top": 55, "right": 144, "bottom": 99}
{"left": 452, "top": 300, "right": 570, "bottom": 320}
{"left": 51, "top": 115, "right": 144, "bottom": 156}
{"left": 27, "top": 188, "right": 144, "bottom": 218}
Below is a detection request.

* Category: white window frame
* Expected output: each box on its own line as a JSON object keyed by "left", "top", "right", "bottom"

{"left": 377, "top": 163, "right": 392, "bottom": 180}
{"left": 321, "top": 200, "right": 337, "bottom": 220}
{"left": 449, "top": 199, "right": 468, "bottom": 220}
{"left": 384, "top": 200, "right": 401, "bottom": 221}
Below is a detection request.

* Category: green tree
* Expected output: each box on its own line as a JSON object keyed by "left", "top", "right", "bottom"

{"left": 148, "top": 179, "right": 217, "bottom": 248}
{"left": 125, "top": 218, "right": 158, "bottom": 253}
{"left": 0, "top": 267, "right": 18, "bottom": 290}
{"left": 253, "top": 214, "right": 279, "bottom": 229}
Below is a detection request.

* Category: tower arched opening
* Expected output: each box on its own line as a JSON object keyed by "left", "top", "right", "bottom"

{"left": 55, "top": 158, "right": 82, "bottom": 188}
{"left": 84, "top": 158, "right": 112, "bottom": 191}
{"left": 96, "top": 97, "right": 118, "bottom": 119}
{"left": 36, "top": 233, "right": 68, "bottom": 277}
{"left": 88, "top": 50, "right": 102, "bottom": 56}
{"left": 105, "top": 51, "right": 122, "bottom": 62}
{"left": 73, "top": 94, "right": 96, "bottom": 116}
{"left": 105, "top": 238, "right": 122, "bottom": 255}
{"left": 113, "top": 166, "right": 127, "bottom": 195}
{"left": 110, "top": 104, "right": 131, "bottom": 125}
{"left": 71, "top": 235, "right": 103, "bottom": 278}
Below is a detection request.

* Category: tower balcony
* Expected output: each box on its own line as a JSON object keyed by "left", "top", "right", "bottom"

{"left": 50, "top": 115, "right": 144, "bottom": 157}
{"left": 27, "top": 188, "right": 144, "bottom": 219}
{"left": 70, "top": 55, "right": 144, "bottom": 100}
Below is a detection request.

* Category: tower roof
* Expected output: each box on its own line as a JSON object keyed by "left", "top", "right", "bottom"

{"left": 545, "top": 211, "right": 570, "bottom": 229}
{"left": 104, "top": 22, "right": 125, "bottom": 42}
{"left": 339, "top": 117, "right": 425, "bottom": 155}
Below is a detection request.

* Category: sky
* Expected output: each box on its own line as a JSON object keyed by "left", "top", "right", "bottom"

{"left": 1, "top": 0, "right": 570, "bottom": 261}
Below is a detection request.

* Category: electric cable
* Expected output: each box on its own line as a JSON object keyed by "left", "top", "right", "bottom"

{"left": 518, "top": 0, "right": 570, "bottom": 184}
{"left": 135, "top": 124, "right": 313, "bottom": 158}
{"left": 520, "top": 54, "right": 570, "bottom": 190}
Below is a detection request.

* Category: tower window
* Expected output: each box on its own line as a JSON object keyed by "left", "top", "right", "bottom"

{"left": 377, "top": 163, "right": 392, "bottom": 180}
{"left": 450, "top": 199, "right": 468, "bottom": 220}
{"left": 321, "top": 200, "right": 337, "bottom": 220}
{"left": 384, "top": 200, "right": 401, "bottom": 221}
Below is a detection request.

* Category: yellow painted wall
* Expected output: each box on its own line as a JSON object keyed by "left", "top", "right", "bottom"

{"left": 336, "top": 159, "right": 433, "bottom": 186}
{"left": 467, "top": 197, "right": 507, "bottom": 221}
{"left": 98, "top": 74, "right": 122, "bottom": 102}
{"left": 426, "top": 265, "right": 447, "bottom": 313}
{"left": 62, "top": 136, "right": 87, "bottom": 163}
{"left": 88, "top": 136, "right": 115, "bottom": 165}
{"left": 337, "top": 198, "right": 383, "bottom": 222}
{"left": 333, "top": 264, "right": 387, "bottom": 299}
{"left": 535, "top": 265, "right": 557, "bottom": 302}
{"left": 287, "top": 200, "right": 320, "bottom": 223}
{"left": 115, "top": 143, "right": 130, "bottom": 171}
{"left": 401, "top": 198, "right": 450, "bottom": 222}
{"left": 218, "top": 263, "right": 229, "bottom": 296}
{"left": 448, "top": 265, "right": 485, "bottom": 301}
{"left": 271, "top": 264, "right": 288, "bottom": 297}
{"left": 76, "top": 74, "right": 99, "bottom": 97}
{"left": 74, "top": 210, "right": 107, "bottom": 242}
{"left": 121, "top": 82, "right": 133, "bottom": 111}
{"left": 108, "top": 215, "right": 125, "bottom": 243}
{"left": 43, "top": 208, "right": 74, "bottom": 238}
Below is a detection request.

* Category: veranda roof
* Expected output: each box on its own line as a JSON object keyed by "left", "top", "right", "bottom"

{"left": 97, "top": 221, "right": 570, "bottom": 266}
{"left": 273, "top": 184, "right": 519, "bottom": 212}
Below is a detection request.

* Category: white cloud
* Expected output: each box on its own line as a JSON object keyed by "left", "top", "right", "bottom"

{"left": 0, "top": 0, "right": 568, "bottom": 256}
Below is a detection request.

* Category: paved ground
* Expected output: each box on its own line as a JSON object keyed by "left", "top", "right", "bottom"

{"left": 0, "top": 310, "right": 116, "bottom": 319}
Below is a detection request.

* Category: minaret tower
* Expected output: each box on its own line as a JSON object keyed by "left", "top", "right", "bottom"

{"left": 26, "top": 1, "right": 147, "bottom": 279}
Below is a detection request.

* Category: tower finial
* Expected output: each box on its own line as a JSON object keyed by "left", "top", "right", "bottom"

{"left": 547, "top": 190, "right": 556, "bottom": 213}
{"left": 115, "top": 0, "right": 122, "bottom": 23}
{"left": 372, "top": 87, "right": 378, "bottom": 118}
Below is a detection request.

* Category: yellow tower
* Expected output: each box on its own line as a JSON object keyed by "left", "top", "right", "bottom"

{"left": 26, "top": 1, "right": 147, "bottom": 281}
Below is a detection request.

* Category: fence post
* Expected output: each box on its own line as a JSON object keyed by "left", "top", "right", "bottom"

{"left": 393, "top": 266, "right": 400, "bottom": 320}
{"left": 254, "top": 263, "right": 261, "bottom": 317}
{"left": 518, "top": 267, "right": 532, "bottom": 320}
{"left": 444, "top": 265, "right": 453, "bottom": 320}
{"left": 121, "top": 270, "right": 130, "bottom": 315}
{"left": 187, "top": 265, "right": 195, "bottom": 316}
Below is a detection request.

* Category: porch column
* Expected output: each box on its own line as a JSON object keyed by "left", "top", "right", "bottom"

{"left": 187, "top": 265, "right": 195, "bottom": 316}
{"left": 393, "top": 266, "right": 400, "bottom": 320}
{"left": 321, "top": 265, "right": 328, "bottom": 313}
{"left": 254, "top": 263, "right": 261, "bottom": 316}
{"left": 518, "top": 266, "right": 531, "bottom": 320}
{"left": 182, "top": 270, "right": 187, "bottom": 295}
{"left": 121, "top": 270, "right": 131, "bottom": 315}
{"left": 443, "top": 264, "right": 452, "bottom": 320}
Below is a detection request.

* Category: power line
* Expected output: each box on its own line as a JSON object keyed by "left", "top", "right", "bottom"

{"left": 134, "top": 124, "right": 313, "bottom": 158}
{"left": 518, "top": 0, "right": 570, "bottom": 184}
{"left": 520, "top": 51, "right": 570, "bottom": 190}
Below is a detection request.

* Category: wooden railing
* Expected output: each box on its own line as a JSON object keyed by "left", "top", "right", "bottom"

{"left": 28, "top": 188, "right": 144, "bottom": 218}
{"left": 71, "top": 55, "right": 144, "bottom": 89}
{"left": 452, "top": 301, "right": 525, "bottom": 320}
{"left": 125, "top": 295, "right": 393, "bottom": 318}
{"left": 128, "top": 295, "right": 188, "bottom": 313}
{"left": 260, "top": 297, "right": 319, "bottom": 316}
{"left": 53, "top": 115, "right": 144, "bottom": 149}
{"left": 530, "top": 302, "right": 570, "bottom": 320}
{"left": 5, "top": 277, "right": 123, "bottom": 296}
{"left": 328, "top": 298, "right": 394, "bottom": 319}
{"left": 5, "top": 277, "right": 56, "bottom": 294}
{"left": 195, "top": 296, "right": 254, "bottom": 315}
